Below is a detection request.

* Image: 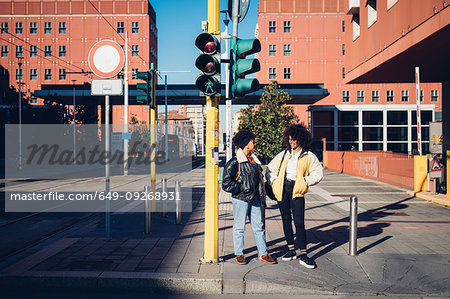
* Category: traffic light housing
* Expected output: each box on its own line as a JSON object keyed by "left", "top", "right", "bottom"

{"left": 136, "top": 70, "right": 155, "bottom": 107}
{"left": 195, "top": 33, "right": 221, "bottom": 96}
{"left": 230, "top": 37, "right": 261, "bottom": 98}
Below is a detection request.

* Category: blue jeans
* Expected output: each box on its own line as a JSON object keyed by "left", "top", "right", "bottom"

{"left": 232, "top": 197, "right": 267, "bottom": 256}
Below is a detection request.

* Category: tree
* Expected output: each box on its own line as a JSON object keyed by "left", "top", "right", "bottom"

{"left": 238, "top": 81, "right": 299, "bottom": 160}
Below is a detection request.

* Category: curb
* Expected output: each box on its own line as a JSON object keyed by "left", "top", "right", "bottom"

{"left": 406, "top": 190, "right": 450, "bottom": 207}
{"left": 0, "top": 271, "right": 222, "bottom": 294}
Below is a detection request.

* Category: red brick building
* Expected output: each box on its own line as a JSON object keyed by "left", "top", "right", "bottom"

{"left": 256, "top": 0, "right": 442, "bottom": 154}
{"left": 0, "top": 0, "right": 156, "bottom": 123}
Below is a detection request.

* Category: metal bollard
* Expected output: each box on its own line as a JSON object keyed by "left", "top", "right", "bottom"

{"left": 162, "top": 178, "right": 167, "bottom": 217}
{"left": 349, "top": 196, "right": 358, "bottom": 256}
{"left": 144, "top": 185, "right": 151, "bottom": 234}
{"left": 175, "top": 180, "right": 181, "bottom": 224}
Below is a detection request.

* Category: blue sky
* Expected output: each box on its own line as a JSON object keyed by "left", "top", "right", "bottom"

{"left": 150, "top": 0, "right": 260, "bottom": 123}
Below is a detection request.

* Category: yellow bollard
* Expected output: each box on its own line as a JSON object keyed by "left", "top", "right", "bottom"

{"left": 414, "top": 156, "right": 428, "bottom": 192}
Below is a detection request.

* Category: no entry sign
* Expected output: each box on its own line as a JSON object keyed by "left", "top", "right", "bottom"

{"left": 88, "top": 40, "right": 125, "bottom": 78}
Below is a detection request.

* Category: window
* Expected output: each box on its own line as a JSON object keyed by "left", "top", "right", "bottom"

{"left": 132, "top": 22, "right": 139, "bottom": 33}
{"left": 420, "top": 90, "right": 424, "bottom": 102}
{"left": 357, "top": 90, "right": 364, "bottom": 102}
{"left": 352, "top": 13, "right": 360, "bottom": 40}
{"left": 387, "top": 0, "right": 399, "bottom": 10}
{"left": 45, "top": 69, "right": 51, "bottom": 80}
{"left": 431, "top": 90, "right": 439, "bottom": 102}
{"left": 283, "top": 44, "right": 291, "bottom": 56}
{"left": 30, "top": 69, "right": 37, "bottom": 80}
{"left": 284, "top": 68, "right": 291, "bottom": 79}
{"left": 30, "top": 22, "right": 37, "bottom": 34}
{"left": 30, "top": 45, "right": 37, "bottom": 57}
{"left": 269, "top": 44, "right": 276, "bottom": 56}
{"left": 132, "top": 68, "right": 138, "bottom": 79}
{"left": 59, "top": 22, "right": 66, "bottom": 34}
{"left": 45, "top": 45, "right": 52, "bottom": 57}
{"left": 401, "top": 90, "right": 409, "bottom": 102}
{"left": 342, "top": 20, "right": 345, "bottom": 32}
{"left": 132, "top": 45, "right": 139, "bottom": 56}
{"left": 342, "top": 91, "right": 350, "bottom": 102}
{"left": 117, "top": 22, "right": 124, "bottom": 33}
{"left": 16, "top": 68, "right": 23, "bottom": 81}
{"left": 387, "top": 90, "right": 394, "bottom": 102}
{"left": 342, "top": 67, "right": 345, "bottom": 79}
{"left": 372, "top": 90, "right": 379, "bottom": 102}
{"left": 283, "top": 21, "right": 291, "bottom": 33}
{"left": 367, "top": 0, "right": 377, "bottom": 28}
{"left": 342, "top": 44, "right": 345, "bottom": 55}
{"left": 59, "top": 69, "right": 66, "bottom": 80}
{"left": 269, "top": 68, "right": 276, "bottom": 80}
{"left": 59, "top": 45, "right": 66, "bottom": 57}
{"left": 16, "top": 22, "right": 23, "bottom": 34}
{"left": 44, "top": 22, "right": 52, "bottom": 34}
{"left": 16, "top": 45, "right": 23, "bottom": 58}
{"left": 269, "top": 21, "right": 276, "bottom": 33}
{"left": 1, "top": 45, "right": 8, "bottom": 57}
{"left": 1, "top": 22, "right": 8, "bottom": 34}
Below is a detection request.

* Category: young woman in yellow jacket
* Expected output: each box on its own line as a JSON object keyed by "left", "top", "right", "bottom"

{"left": 266, "top": 124, "right": 323, "bottom": 268}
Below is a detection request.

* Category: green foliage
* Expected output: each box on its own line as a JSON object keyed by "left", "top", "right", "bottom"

{"left": 238, "top": 81, "right": 299, "bottom": 160}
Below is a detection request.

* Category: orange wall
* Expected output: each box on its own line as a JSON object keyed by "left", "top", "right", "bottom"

{"left": 0, "top": 0, "right": 157, "bottom": 105}
{"left": 345, "top": 0, "right": 446, "bottom": 79}
{"left": 323, "top": 150, "right": 414, "bottom": 189}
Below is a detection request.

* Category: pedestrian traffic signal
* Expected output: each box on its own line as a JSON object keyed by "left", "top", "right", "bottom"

{"left": 136, "top": 69, "right": 155, "bottom": 107}
{"left": 195, "top": 33, "right": 221, "bottom": 96}
{"left": 230, "top": 37, "right": 261, "bottom": 98}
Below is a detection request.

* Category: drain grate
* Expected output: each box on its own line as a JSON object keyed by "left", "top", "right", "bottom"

{"left": 373, "top": 211, "right": 409, "bottom": 216}
{"left": 331, "top": 194, "right": 355, "bottom": 197}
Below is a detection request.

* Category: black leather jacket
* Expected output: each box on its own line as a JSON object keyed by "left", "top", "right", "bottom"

{"left": 222, "top": 156, "right": 266, "bottom": 206}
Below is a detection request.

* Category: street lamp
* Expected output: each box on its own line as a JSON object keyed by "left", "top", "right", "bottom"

{"left": 72, "top": 79, "right": 76, "bottom": 164}
{"left": 17, "top": 57, "right": 23, "bottom": 170}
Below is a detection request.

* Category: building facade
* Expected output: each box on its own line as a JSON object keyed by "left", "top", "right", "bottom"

{"left": 0, "top": 0, "right": 157, "bottom": 120}
{"left": 256, "top": 0, "right": 442, "bottom": 154}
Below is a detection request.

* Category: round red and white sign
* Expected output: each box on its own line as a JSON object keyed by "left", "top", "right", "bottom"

{"left": 88, "top": 40, "right": 125, "bottom": 78}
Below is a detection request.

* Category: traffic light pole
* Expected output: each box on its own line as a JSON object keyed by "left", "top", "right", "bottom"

{"left": 202, "top": 0, "right": 220, "bottom": 263}
{"left": 150, "top": 63, "right": 157, "bottom": 232}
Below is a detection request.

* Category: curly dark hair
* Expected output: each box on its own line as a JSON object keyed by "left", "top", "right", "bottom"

{"left": 282, "top": 123, "right": 312, "bottom": 150}
{"left": 232, "top": 129, "right": 255, "bottom": 149}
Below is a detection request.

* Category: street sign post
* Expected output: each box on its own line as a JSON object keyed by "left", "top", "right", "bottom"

{"left": 88, "top": 40, "right": 125, "bottom": 240}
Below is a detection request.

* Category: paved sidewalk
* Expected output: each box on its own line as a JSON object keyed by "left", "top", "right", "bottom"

{"left": 1, "top": 168, "right": 450, "bottom": 296}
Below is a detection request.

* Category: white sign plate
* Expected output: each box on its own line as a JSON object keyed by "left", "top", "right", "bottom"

{"left": 91, "top": 79, "right": 123, "bottom": 95}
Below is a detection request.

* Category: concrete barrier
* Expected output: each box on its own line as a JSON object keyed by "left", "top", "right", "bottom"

{"left": 323, "top": 150, "right": 414, "bottom": 190}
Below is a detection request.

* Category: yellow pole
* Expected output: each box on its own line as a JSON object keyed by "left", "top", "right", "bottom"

{"left": 202, "top": 0, "right": 220, "bottom": 263}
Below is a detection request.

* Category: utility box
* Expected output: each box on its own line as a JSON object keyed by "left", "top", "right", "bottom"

{"left": 429, "top": 122, "right": 443, "bottom": 154}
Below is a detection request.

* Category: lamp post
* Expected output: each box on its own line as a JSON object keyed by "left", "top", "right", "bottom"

{"left": 17, "top": 57, "right": 23, "bottom": 170}
{"left": 72, "top": 79, "right": 76, "bottom": 164}
{"left": 220, "top": 9, "right": 232, "bottom": 162}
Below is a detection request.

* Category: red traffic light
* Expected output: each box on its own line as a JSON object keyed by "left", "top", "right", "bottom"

{"left": 195, "top": 33, "right": 219, "bottom": 54}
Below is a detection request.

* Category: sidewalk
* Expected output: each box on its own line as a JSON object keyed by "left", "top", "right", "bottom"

{"left": 1, "top": 168, "right": 450, "bottom": 296}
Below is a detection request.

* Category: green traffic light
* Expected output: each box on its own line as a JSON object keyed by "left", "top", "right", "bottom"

{"left": 230, "top": 37, "right": 261, "bottom": 98}
{"left": 195, "top": 75, "right": 220, "bottom": 96}
{"left": 194, "top": 32, "right": 221, "bottom": 96}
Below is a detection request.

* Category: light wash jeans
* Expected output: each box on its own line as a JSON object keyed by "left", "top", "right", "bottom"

{"left": 232, "top": 197, "right": 267, "bottom": 256}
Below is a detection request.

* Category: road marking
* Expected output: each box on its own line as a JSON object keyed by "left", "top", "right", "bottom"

{"left": 309, "top": 185, "right": 367, "bottom": 212}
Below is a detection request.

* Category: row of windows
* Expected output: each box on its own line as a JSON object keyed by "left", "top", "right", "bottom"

{"left": 14, "top": 68, "right": 67, "bottom": 81}
{"left": 268, "top": 44, "right": 291, "bottom": 56}
{"left": 268, "top": 20, "right": 346, "bottom": 33}
{"left": 342, "top": 90, "right": 439, "bottom": 103}
{"left": 1, "top": 22, "right": 67, "bottom": 34}
{"left": 1, "top": 21, "right": 141, "bottom": 34}
{"left": 268, "top": 67, "right": 291, "bottom": 80}
{"left": 1, "top": 44, "right": 140, "bottom": 58}
{"left": 13, "top": 68, "right": 144, "bottom": 81}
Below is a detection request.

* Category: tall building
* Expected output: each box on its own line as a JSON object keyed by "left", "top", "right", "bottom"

{"left": 256, "top": 0, "right": 442, "bottom": 154}
{"left": 0, "top": 0, "right": 157, "bottom": 122}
